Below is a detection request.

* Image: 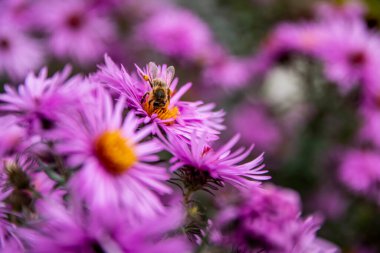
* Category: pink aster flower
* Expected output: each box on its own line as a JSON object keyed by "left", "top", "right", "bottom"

{"left": 0, "top": 152, "right": 68, "bottom": 252}
{"left": 249, "top": 22, "right": 327, "bottom": 77}
{"left": 0, "top": 0, "right": 43, "bottom": 29}
{"left": 338, "top": 149, "right": 380, "bottom": 203}
{"left": 55, "top": 88, "right": 170, "bottom": 218}
{"left": 38, "top": 0, "right": 116, "bottom": 65}
{"left": 134, "top": 7, "right": 214, "bottom": 62}
{"left": 93, "top": 56, "right": 225, "bottom": 141}
{"left": 0, "top": 66, "right": 87, "bottom": 135}
{"left": 0, "top": 16, "right": 44, "bottom": 80}
{"left": 159, "top": 131, "right": 269, "bottom": 190}
{"left": 21, "top": 199, "right": 191, "bottom": 253}
{"left": 317, "top": 20, "right": 380, "bottom": 91}
{"left": 0, "top": 154, "right": 64, "bottom": 211}
{"left": 211, "top": 184, "right": 339, "bottom": 253}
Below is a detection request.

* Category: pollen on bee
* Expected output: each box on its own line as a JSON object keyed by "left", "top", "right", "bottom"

{"left": 143, "top": 75, "right": 150, "bottom": 81}
{"left": 142, "top": 97, "right": 179, "bottom": 125}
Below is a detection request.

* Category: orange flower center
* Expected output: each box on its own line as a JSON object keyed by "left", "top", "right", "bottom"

{"left": 94, "top": 131, "right": 137, "bottom": 175}
{"left": 142, "top": 96, "right": 179, "bottom": 125}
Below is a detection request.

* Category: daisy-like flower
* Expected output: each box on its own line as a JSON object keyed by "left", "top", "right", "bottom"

{"left": 159, "top": 131, "right": 269, "bottom": 191}
{"left": 317, "top": 20, "right": 380, "bottom": 91}
{"left": 0, "top": 16, "right": 44, "bottom": 80}
{"left": 249, "top": 22, "right": 327, "bottom": 78}
{"left": 93, "top": 56, "right": 225, "bottom": 141}
{"left": 0, "top": 153, "right": 66, "bottom": 252}
{"left": 211, "top": 184, "right": 339, "bottom": 253}
{"left": 55, "top": 88, "right": 170, "bottom": 218}
{"left": 0, "top": 66, "right": 87, "bottom": 135}
{"left": 338, "top": 149, "right": 380, "bottom": 203}
{"left": 37, "top": 0, "right": 116, "bottom": 65}
{"left": 0, "top": 154, "right": 64, "bottom": 216}
{"left": 21, "top": 199, "right": 191, "bottom": 253}
{"left": 134, "top": 7, "right": 214, "bottom": 62}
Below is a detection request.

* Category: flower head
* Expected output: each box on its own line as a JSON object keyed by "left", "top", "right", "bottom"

{"left": 0, "top": 16, "right": 44, "bottom": 80}
{"left": 317, "top": 20, "right": 380, "bottom": 91}
{"left": 0, "top": 66, "right": 87, "bottom": 135}
{"left": 55, "top": 88, "right": 170, "bottom": 218}
{"left": 38, "top": 0, "right": 116, "bottom": 65}
{"left": 338, "top": 149, "right": 380, "bottom": 203}
{"left": 0, "top": 154, "right": 61, "bottom": 252}
{"left": 134, "top": 7, "right": 214, "bottom": 62}
{"left": 211, "top": 184, "right": 338, "bottom": 253}
{"left": 93, "top": 56, "right": 225, "bottom": 141}
{"left": 160, "top": 131, "right": 269, "bottom": 190}
{"left": 21, "top": 199, "right": 191, "bottom": 253}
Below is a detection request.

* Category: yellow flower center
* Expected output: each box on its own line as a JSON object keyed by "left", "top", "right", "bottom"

{"left": 94, "top": 131, "right": 137, "bottom": 175}
{"left": 142, "top": 96, "right": 179, "bottom": 125}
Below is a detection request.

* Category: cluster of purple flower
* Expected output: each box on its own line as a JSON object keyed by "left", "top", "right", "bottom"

{"left": 247, "top": 0, "right": 380, "bottom": 206}
{"left": 212, "top": 185, "right": 337, "bottom": 253}
{"left": 0, "top": 55, "right": 338, "bottom": 252}
{"left": 0, "top": 0, "right": 254, "bottom": 89}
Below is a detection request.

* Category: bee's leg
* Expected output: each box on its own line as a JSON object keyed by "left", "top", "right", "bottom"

{"left": 141, "top": 92, "right": 148, "bottom": 104}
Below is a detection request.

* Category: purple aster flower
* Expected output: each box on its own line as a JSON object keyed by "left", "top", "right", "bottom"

{"left": 249, "top": 22, "right": 327, "bottom": 78}
{"left": 134, "top": 7, "right": 214, "bottom": 62}
{"left": 55, "top": 88, "right": 170, "bottom": 218}
{"left": 93, "top": 56, "right": 225, "bottom": 141}
{"left": 0, "top": 16, "right": 44, "bottom": 80}
{"left": 38, "top": 0, "right": 116, "bottom": 65}
{"left": 0, "top": 155, "right": 45, "bottom": 252}
{"left": 0, "top": 154, "right": 64, "bottom": 214}
{"left": 338, "top": 149, "right": 380, "bottom": 203}
{"left": 317, "top": 20, "right": 380, "bottom": 91}
{"left": 21, "top": 199, "right": 191, "bottom": 253}
{"left": 0, "top": 66, "right": 88, "bottom": 135}
{"left": 0, "top": 0, "right": 36, "bottom": 28}
{"left": 253, "top": 18, "right": 380, "bottom": 92}
{"left": 159, "top": 131, "right": 269, "bottom": 190}
{"left": 211, "top": 184, "right": 339, "bottom": 253}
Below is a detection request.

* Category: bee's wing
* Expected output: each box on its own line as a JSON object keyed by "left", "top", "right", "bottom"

{"left": 166, "top": 66, "right": 175, "bottom": 86}
{"left": 148, "top": 62, "right": 158, "bottom": 79}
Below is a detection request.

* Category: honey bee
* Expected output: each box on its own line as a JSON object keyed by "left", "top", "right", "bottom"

{"left": 141, "top": 62, "right": 175, "bottom": 111}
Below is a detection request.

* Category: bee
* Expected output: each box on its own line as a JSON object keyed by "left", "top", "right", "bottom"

{"left": 141, "top": 62, "right": 175, "bottom": 111}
